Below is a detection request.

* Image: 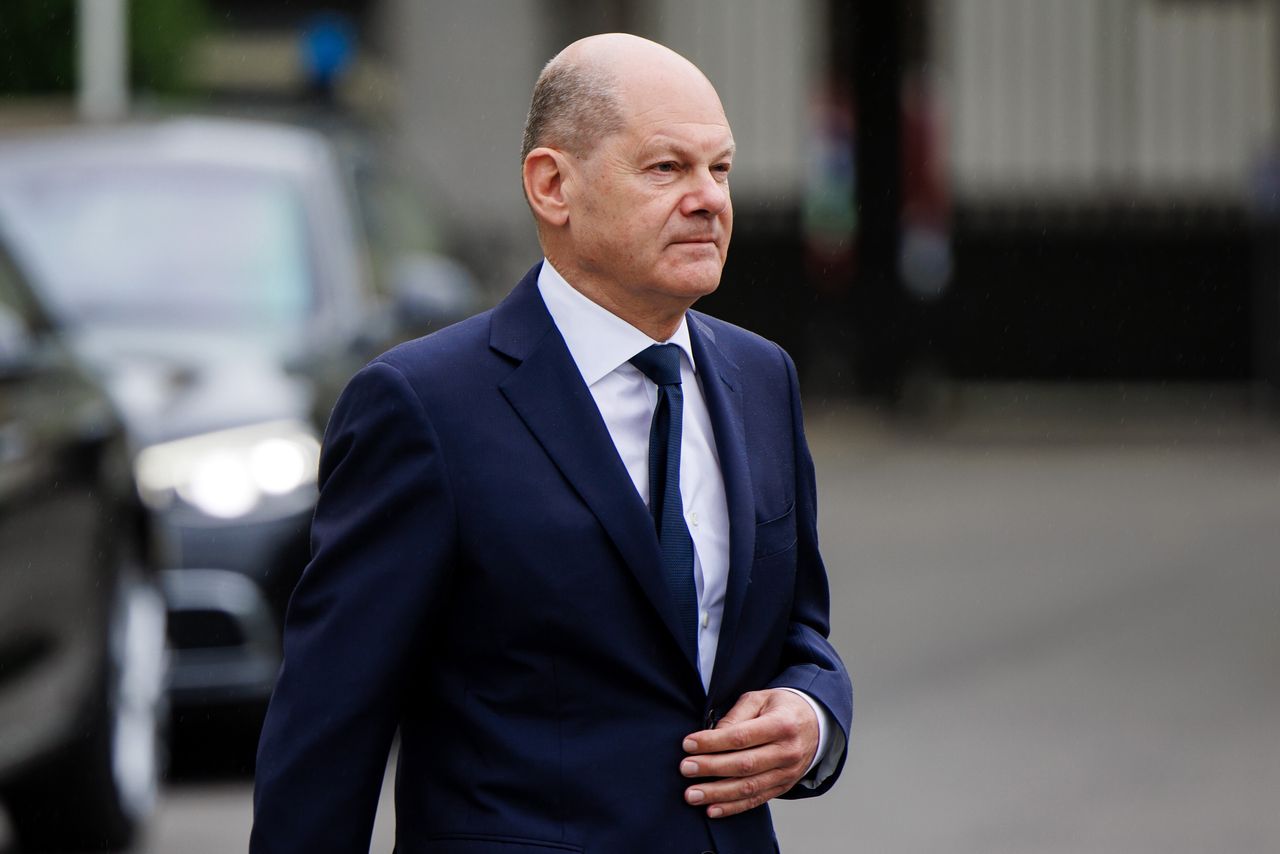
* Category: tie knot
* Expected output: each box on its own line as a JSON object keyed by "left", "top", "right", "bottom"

{"left": 630, "top": 343, "right": 683, "bottom": 386}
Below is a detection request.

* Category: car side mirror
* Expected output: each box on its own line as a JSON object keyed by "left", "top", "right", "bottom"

{"left": 386, "top": 252, "right": 481, "bottom": 335}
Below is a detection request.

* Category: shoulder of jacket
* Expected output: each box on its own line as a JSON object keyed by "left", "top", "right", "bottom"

{"left": 688, "top": 309, "right": 789, "bottom": 366}
{"left": 372, "top": 309, "right": 494, "bottom": 376}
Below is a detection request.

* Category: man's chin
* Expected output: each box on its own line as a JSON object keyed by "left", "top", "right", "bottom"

{"left": 661, "top": 261, "right": 725, "bottom": 301}
{"left": 669, "top": 278, "right": 721, "bottom": 305}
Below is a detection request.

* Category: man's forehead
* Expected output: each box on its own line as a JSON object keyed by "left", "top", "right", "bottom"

{"left": 620, "top": 89, "right": 733, "bottom": 151}
{"left": 614, "top": 58, "right": 725, "bottom": 116}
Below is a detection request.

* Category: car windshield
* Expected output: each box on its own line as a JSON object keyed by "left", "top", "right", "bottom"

{"left": 0, "top": 166, "right": 314, "bottom": 328}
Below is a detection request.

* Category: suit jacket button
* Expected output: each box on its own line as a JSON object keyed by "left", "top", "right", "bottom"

{"left": 704, "top": 708, "right": 718, "bottom": 729}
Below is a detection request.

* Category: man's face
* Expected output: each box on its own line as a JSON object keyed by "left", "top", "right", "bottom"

{"left": 563, "top": 81, "right": 734, "bottom": 316}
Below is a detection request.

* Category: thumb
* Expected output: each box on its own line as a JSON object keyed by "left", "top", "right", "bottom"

{"left": 716, "top": 690, "right": 771, "bottom": 728}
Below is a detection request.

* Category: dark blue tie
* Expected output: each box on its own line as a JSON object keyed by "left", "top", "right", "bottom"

{"left": 629, "top": 344, "right": 698, "bottom": 652}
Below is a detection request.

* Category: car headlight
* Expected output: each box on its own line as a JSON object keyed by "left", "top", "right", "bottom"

{"left": 135, "top": 420, "right": 321, "bottom": 519}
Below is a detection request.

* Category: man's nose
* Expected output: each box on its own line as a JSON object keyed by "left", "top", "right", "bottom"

{"left": 680, "top": 168, "right": 730, "bottom": 217}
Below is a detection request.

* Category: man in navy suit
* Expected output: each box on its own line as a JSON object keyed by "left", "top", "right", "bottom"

{"left": 252, "top": 33, "right": 851, "bottom": 853}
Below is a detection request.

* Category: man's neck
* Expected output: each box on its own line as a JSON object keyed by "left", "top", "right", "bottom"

{"left": 544, "top": 257, "right": 690, "bottom": 342}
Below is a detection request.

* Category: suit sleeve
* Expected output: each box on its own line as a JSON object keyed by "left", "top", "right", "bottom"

{"left": 250, "top": 359, "right": 457, "bottom": 853}
{"left": 765, "top": 344, "right": 853, "bottom": 799}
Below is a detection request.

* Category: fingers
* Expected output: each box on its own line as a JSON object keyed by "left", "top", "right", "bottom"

{"left": 717, "top": 689, "right": 770, "bottom": 728}
{"left": 680, "top": 740, "right": 807, "bottom": 815}
{"left": 680, "top": 738, "right": 788, "bottom": 779}
{"left": 686, "top": 775, "right": 793, "bottom": 818}
{"left": 682, "top": 690, "right": 812, "bottom": 758}
{"left": 680, "top": 689, "right": 821, "bottom": 819}
{"left": 682, "top": 714, "right": 777, "bottom": 757}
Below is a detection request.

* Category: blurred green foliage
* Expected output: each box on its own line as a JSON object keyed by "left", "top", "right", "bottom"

{"left": 0, "top": 0, "right": 210, "bottom": 95}
{"left": 0, "top": 1, "right": 75, "bottom": 92}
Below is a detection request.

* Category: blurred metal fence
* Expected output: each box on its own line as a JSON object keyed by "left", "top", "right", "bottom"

{"left": 936, "top": 0, "right": 1279, "bottom": 205}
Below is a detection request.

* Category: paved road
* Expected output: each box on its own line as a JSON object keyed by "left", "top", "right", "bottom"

{"left": 772, "top": 394, "right": 1280, "bottom": 853}
{"left": 9, "top": 389, "right": 1279, "bottom": 852}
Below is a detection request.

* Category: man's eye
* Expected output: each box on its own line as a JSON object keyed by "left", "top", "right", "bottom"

{"left": 653, "top": 162, "right": 678, "bottom": 173}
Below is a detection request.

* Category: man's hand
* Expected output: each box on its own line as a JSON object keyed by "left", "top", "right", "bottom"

{"left": 679, "top": 689, "right": 819, "bottom": 818}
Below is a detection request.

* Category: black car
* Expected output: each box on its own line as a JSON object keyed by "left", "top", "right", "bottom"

{"left": 0, "top": 118, "right": 475, "bottom": 730}
{"left": 0, "top": 234, "right": 166, "bottom": 849}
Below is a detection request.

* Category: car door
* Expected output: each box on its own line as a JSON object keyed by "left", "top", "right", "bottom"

{"left": 0, "top": 243, "right": 110, "bottom": 776}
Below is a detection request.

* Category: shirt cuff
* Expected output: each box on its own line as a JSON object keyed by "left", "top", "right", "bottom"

{"left": 776, "top": 687, "right": 844, "bottom": 789}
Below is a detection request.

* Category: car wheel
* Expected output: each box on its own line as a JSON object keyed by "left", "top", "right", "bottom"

{"left": 5, "top": 563, "right": 168, "bottom": 852}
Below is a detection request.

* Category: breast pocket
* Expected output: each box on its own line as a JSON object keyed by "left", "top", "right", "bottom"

{"left": 754, "top": 502, "right": 797, "bottom": 560}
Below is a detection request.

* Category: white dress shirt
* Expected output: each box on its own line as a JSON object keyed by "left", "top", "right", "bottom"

{"left": 537, "top": 261, "right": 836, "bottom": 782}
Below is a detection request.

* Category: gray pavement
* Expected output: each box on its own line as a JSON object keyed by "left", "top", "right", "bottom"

{"left": 771, "top": 390, "right": 1280, "bottom": 853}
{"left": 9, "top": 385, "right": 1278, "bottom": 852}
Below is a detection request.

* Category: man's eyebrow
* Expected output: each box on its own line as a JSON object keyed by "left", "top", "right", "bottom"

{"left": 640, "top": 139, "right": 736, "bottom": 161}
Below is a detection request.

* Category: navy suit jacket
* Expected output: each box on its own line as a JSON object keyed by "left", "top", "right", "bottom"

{"left": 251, "top": 264, "right": 852, "bottom": 854}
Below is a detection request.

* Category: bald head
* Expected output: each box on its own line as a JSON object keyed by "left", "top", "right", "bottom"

{"left": 519, "top": 35, "right": 734, "bottom": 339}
{"left": 520, "top": 34, "right": 721, "bottom": 164}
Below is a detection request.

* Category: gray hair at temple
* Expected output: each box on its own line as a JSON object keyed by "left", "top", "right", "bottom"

{"left": 520, "top": 57, "right": 625, "bottom": 163}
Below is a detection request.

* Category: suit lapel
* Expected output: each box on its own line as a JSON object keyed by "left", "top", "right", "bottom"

{"left": 687, "top": 313, "right": 755, "bottom": 698}
{"left": 492, "top": 267, "right": 701, "bottom": 676}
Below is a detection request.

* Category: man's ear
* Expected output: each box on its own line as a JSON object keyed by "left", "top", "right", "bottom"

{"left": 523, "top": 147, "right": 571, "bottom": 227}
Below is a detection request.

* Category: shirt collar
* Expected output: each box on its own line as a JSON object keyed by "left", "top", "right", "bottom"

{"left": 537, "top": 259, "right": 697, "bottom": 386}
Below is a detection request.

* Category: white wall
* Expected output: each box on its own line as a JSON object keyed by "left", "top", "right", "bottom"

{"left": 938, "top": 0, "right": 1280, "bottom": 204}
{"left": 649, "top": 0, "right": 826, "bottom": 204}
{"left": 387, "top": 0, "right": 549, "bottom": 288}
{"left": 385, "top": 0, "right": 825, "bottom": 290}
